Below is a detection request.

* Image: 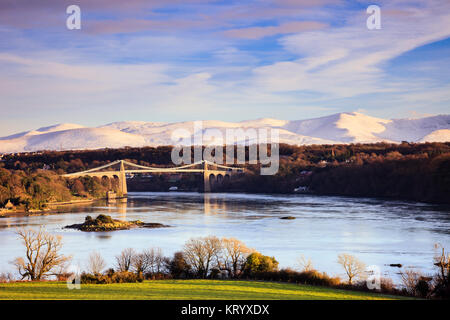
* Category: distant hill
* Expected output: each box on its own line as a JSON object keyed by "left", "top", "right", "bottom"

{"left": 0, "top": 112, "right": 449, "bottom": 153}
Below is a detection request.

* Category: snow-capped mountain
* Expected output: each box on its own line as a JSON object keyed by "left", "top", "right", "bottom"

{"left": 0, "top": 112, "right": 449, "bottom": 153}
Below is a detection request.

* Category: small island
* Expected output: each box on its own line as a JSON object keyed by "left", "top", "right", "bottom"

{"left": 65, "top": 214, "right": 170, "bottom": 232}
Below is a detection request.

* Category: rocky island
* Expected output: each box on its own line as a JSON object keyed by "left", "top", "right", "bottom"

{"left": 65, "top": 214, "right": 170, "bottom": 232}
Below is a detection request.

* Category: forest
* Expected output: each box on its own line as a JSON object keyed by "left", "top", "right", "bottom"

{"left": 0, "top": 142, "right": 449, "bottom": 210}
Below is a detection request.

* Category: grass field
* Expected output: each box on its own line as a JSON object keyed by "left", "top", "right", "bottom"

{"left": 0, "top": 280, "right": 408, "bottom": 300}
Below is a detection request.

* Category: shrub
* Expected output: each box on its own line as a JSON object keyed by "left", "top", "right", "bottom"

{"left": 167, "top": 251, "right": 192, "bottom": 279}
{"left": 245, "top": 268, "right": 341, "bottom": 287}
{"left": 111, "top": 271, "right": 142, "bottom": 283}
{"left": 95, "top": 214, "right": 114, "bottom": 225}
{"left": 415, "top": 277, "right": 431, "bottom": 298}
{"left": 80, "top": 271, "right": 142, "bottom": 284}
{"left": 244, "top": 252, "right": 279, "bottom": 275}
{"left": 380, "top": 277, "right": 396, "bottom": 294}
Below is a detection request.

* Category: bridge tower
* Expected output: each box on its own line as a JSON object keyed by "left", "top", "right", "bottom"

{"left": 203, "top": 160, "right": 211, "bottom": 193}
{"left": 119, "top": 160, "right": 128, "bottom": 197}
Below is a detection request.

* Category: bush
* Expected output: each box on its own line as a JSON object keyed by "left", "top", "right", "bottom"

{"left": 112, "top": 271, "right": 143, "bottom": 283}
{"left": 415, "top": 277, "right": 431, "bottom": 298}
{"left": 95, "top": 214, "right": 115, "bottom": 225}
{"left": 80, "top": 271, "right": 142, "bottom": 284}
{"left": 380, "top": 277, "right": 396, "bottom": 294}
{"left": 244, "top": 252, "right": 279, "bottom": 275}
{"left": 167, "top": 252, "right": 192, "bottom": 279}
{"left": 244, "top": 268, "right": 341, "bottom": 287}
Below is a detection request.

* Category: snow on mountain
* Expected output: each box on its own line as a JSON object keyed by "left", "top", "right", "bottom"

{"left": 283, "top": 112, "right": 393, "bottom": 143}
{"left": 0, "top": 123, "right": 85, "bottom": 141}
{"left": 0, "top": 113, "right": 448, "bottom": 153}
{"left": 419, "top": 129, "right": 450, "bottom": 143}
{"left": 0, "top": 126, "right": 146, "bottom": 153}
{"left": 378, "top": 115, "right": 450, "bottom": 142}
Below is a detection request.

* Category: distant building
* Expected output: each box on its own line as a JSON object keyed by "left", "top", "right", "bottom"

{"left": 4, "top": 200, "right": 14, "bottom": 210}
{"left": 294, "top": 186, "right": 308, "bottom": 193}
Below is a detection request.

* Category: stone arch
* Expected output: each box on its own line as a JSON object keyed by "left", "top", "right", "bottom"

{"left": 217, "top": 174, "right": 223, "bottom": 184}
{"left": 209, "top": 173, "right": 216, "bottom": 189}
{"left": 101, "top": 175, "right": 111, "bottom": 188}
{"left": 111, "top": 175, "right": 120, "bottom": 191}
{"left": 224, "top": 174, "right": 230, "bottom": 183}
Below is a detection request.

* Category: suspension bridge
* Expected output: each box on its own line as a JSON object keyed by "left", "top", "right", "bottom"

{"left": 62, "top": 160, "right": 245, "bottom": 194}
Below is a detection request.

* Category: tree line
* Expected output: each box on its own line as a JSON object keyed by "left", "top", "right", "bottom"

{"left": 1, "top": 142, "right": 450, "bottom": 205}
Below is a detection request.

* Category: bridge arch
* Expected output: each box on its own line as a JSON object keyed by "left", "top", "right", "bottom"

{"left": 101, "top": 175, "right": 110, "bottom": 188}
{"left": 209, "top": 173, "right": 216, "bottom": 188}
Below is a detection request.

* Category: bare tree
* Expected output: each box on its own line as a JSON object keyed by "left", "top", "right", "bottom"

{"left": 87, "top": 251, "right": 106, "bottom": 275}
{"left": 183, "top": 236, "right": 222, "bottom": 278}
{"left": 337, "top": 253, "right": 366, "bottom": 285}
{"left": 132, "top": 248, "right": 165, "bottom": 275}
{"left": 153, "top": 248, "right": 166, "bottom": 273}
{"left": 0, "top": 272, "right": 14, "bottom": 283}
{"left": 12, "top": 228, "right": 71, "bottom": 280}
{"left": 115, "top": 248, "right": 136, "bottom": 272}
{"left": 433, "top": 244, "right": 449, "bottom": 285}
{"left": 400, "top": 268, "right": 423, "bottom": 296}
{"left": 296, "top": 255, "right": 315, "bottom": 272}
{"left": 132, "top": 252, "right": 150, "bottom": 275}
{"left": 218, "top": 238, "right": 253, "bottom": 278}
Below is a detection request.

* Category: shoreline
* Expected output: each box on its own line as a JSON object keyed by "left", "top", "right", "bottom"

{"left": 0, "top": 198, "right": 107, "bottom": 218}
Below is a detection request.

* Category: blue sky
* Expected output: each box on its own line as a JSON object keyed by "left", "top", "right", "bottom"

{"left": 0, "top": 0, "right": 449, "bottom": 136}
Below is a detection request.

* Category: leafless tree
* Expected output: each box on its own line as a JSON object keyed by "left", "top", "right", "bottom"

{"left": 296, "top": 255, "right": 315, "bottom": 272}
{"left": 152, "top": 248, "right": 166, "bottom": 273}
{"left": 115, "top": 248, "right": 136, "bottom": 272}
{"left": 433, "top": 243, "right": 449, "bottom": 285}
{"left": 131, "top": 248, "right": 165, "bottom": 275}
{"left": 132, "top": 252, "right": 150, "bottom": 275}
{"left": 337, "top": 253, "right": 366, "bottom": 285}
{"left": 183, "top": 236, "right": 222, "bottom": 278}
{"left": 217, "top": 238, "right": 253, "bottom": 278}
{"left": 87, "top": 251, "right": 106, "bottom": 275}
{"left": 0, "top": 272, "right": 14, "bottom": 283}
{"left": 12, "top": 228, "right": 71, "bottom": 280}
{"left": 400, "top": 268, "right": 423, "bottom": 296}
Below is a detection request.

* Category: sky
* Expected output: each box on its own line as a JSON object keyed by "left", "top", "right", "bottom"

{"left": 0, "top": 0, "right": 449, "bottom": 136}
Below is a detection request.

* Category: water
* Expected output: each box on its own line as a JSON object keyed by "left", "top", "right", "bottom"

{"left": 0, "top": 192, "right": 449, "bottom": 283}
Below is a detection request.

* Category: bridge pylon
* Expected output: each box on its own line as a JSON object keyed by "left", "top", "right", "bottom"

{"left": 119, "top": 160, "right": 128, "bottom": 197}
{"left": 203, "top": 160, "right": 211, "bottom": 193}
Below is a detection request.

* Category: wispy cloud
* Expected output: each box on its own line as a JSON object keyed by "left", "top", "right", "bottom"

{"left": 252, "top": 1, "right": 450, "bottom": 99}
{"left": 224, "top": 21, "right": 327, "bottom": 39}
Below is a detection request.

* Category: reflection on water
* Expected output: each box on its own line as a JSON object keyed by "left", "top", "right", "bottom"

{"left": 0, "top": 192, "right": 449, "bottom": 283}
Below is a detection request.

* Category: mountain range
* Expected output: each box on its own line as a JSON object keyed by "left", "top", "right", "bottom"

{"left": 1, "top": 112, "right": 449, "bottom": 153}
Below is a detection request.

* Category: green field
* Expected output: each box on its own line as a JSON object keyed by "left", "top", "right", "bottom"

{"left": 0, "top": 280, "right": 407, "bottom": 300}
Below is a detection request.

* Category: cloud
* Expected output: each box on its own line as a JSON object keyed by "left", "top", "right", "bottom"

{"left": 223, "top": 21, "right": 327, "bottom": 39}
{"left": 0, "top": 0, "right": 449, "bottom": 136}
{"left": 251, "top": 1, "right": 450, "bottom": 98}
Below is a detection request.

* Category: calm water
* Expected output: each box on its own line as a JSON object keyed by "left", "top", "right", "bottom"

{"left": 1, "top": 192, "right": 449, "bottom": 283}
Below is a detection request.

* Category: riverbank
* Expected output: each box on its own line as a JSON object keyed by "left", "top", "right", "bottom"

{"left": 0, "top": 280, "right": 408, "bottom": 300}
{"left": 0, "top": 198, "right": 101, "bottom": 217}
